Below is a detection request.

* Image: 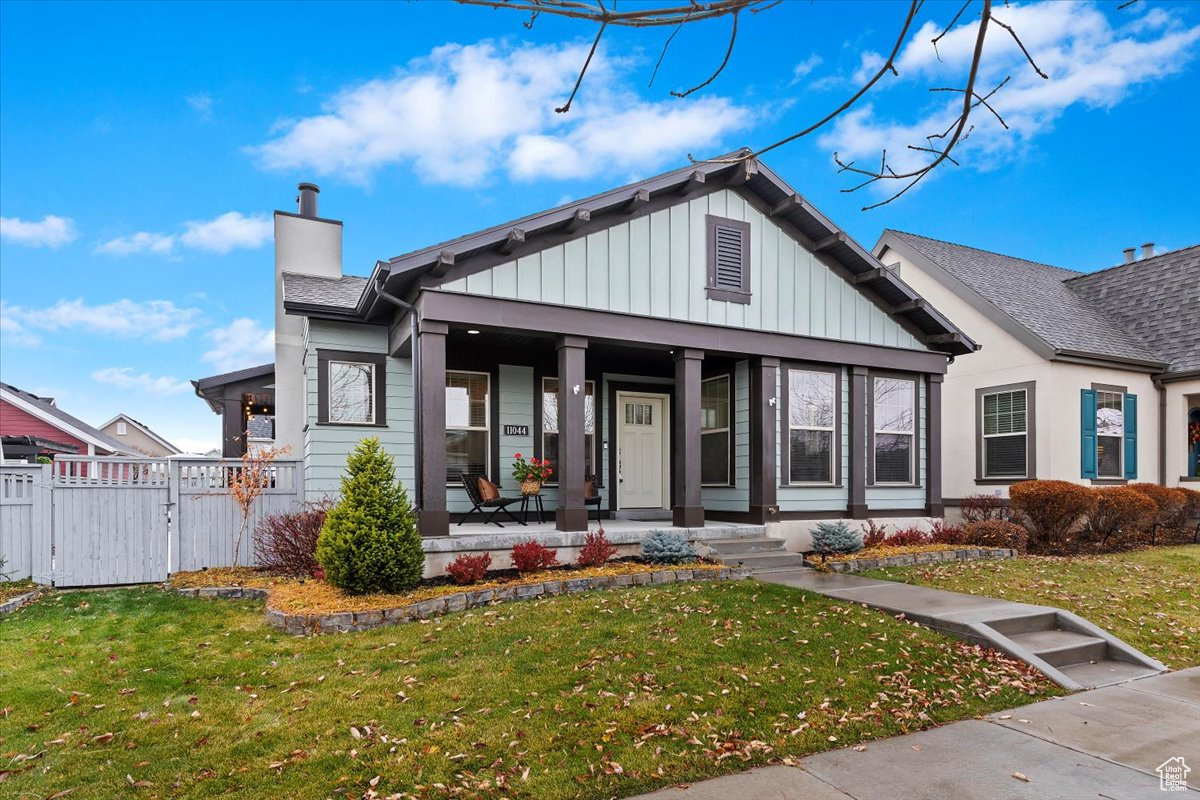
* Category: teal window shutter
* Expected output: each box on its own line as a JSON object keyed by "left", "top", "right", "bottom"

{"left": 1080, "top": 389, "right": 1097, "bottom": 479}
{"left": 1123, "top": 393, "right": 1137, "bottom": 479}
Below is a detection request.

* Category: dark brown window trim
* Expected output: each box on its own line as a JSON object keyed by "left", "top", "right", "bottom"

{"left": 867, "top": 369, "right": 920, "bottom": 488}
{"left": 975, "top": 380, "right": 1036, "bottom": 482}
{"left": 316, "top": 349, "right": 388, "bottom": 427}
{"left": 779, "top": 361, "right": 842, "bottom": 488}
{"left": 700, "top": 371, "right": 735, "bottom": 488}
{"left": 705, "top": 214, "right": 751, "bottom": 304}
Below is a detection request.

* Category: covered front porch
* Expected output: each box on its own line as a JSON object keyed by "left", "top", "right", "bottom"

{"left": 398, "top": 291, "right": 948, "bottom": 538}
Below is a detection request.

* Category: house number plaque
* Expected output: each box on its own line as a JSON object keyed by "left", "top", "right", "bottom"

{"left": 503, "top": 425, "right": 529, "bottom": 436}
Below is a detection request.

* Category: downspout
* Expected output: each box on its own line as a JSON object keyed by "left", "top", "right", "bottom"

{"left": 1153, "top": 374, "right": 1167, "bottom": 485}
{"left": 374, "top": 275, "right": 423, "bottom": 509}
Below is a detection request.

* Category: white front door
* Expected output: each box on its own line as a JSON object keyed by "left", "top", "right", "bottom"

{"left": 617, "top": 393, "right": 668, "bottom": 509}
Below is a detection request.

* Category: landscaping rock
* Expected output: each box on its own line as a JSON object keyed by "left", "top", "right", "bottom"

{"left": 674, "top": 570, "right": 693, "bottom": 582}
{"left": 565, "top": 578, "right": 591, "bottom": 594}
{"left": 444, "top": 593, "right": 467, "bottom": 613}
{"left": 541, "top": 580, "right": 563, "bottom": 596}
{"left": 466, "top": 589, "right": 495, "bottom": 606}
{"left": 651, "top": 570, "right": 676, "bottom": 584}
{"left": 515, "top": 583, "right": 544, "bottom": 600}
{"left": 354, "top": 610, "right": 384, "bottom": 628}
{"left": 408, "top": 597, "right": 447, "bottom": 619}
{"left": 632, "top": 572, "right": 652, "bottom": 586}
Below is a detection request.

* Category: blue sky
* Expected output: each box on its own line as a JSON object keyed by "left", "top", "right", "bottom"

{"left": 2, "top": 0, "right": 1198, "bottom": 452}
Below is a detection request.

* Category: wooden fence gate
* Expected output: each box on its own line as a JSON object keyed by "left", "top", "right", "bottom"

{"left": 0, "top": 457, "right": 305, "bottom": 587}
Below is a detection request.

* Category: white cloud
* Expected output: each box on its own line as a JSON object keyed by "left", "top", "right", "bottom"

{"left": 0, "top": 310, "right": 41, "bottom": 348}
{"left": 187, "top": 92, "right": 213, "bottom": 120}
{"left": 201, "top": 318, "right": 274, "bottom": 373}
{"left": 0, "top": 298, "right": 203, "bottom": 342}
{"left": 95, "top": 231, "right": 177, "bottom": 256}
{"left": 790, "top": 54, "right": 824, "bottom": 84}
{"left": 253, "top": 40, "right": 751, "bottom": 185}
{"left": 96, "top": 211, "right": 271, "bottom": 257}
{"left": 91, "top": 367, "right": 193, "bottom": 397}
{"left": 820, "top": 2, "right": 1200, "bottom": 185}
{"left": 0, "top": 215, "right": 77, "bottom": 248}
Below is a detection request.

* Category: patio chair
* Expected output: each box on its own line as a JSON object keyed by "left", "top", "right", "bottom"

{"left": 584, "top": 476, "right": 602, "bottom": 522}
{"left": 458, "top": 472, "right": 524, "bottom": 527}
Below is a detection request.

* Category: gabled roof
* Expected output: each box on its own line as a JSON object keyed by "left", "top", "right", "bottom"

{"left": 282, "top": 151, "right": 978, "bottom": 357}
{"left": 1066, "top": 244, "right": 1200, "bottom": 374}
{"left": 100, "top": 413, "right": 182, "bottom": 455}
{"left": 877, "top": 230, "right": 1171, "bottom": 371}
{"left": 192, "top": 363, "right": 275, "bottom": 414}
{"left": 0, "top": 382, "right": 139, "bottom": 456}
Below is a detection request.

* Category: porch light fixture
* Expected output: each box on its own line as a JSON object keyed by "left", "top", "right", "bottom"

{"left": 573, "top": 384, "right": 581, "bottom": 395}
{"left": 466, "top": 329, "right": 480, "bottom": 335}
{"left": 768, "top": 397, "right": 777, "bottom": 407}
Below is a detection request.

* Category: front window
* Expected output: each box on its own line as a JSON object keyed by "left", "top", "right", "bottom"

{"left": 701, "top": 375, "right": 731, "bottom": 485}
{"left": 541, "top": 378, "right": 595, "bottom": 482}
{"left": 1096, "top": 391, "right": 1123, "bottom": 478}
{"left": 328, "top": 361, "right": 375, "bottom": 424}
{"left": 446, "top": 371, "right": 489, "bottom": 482}
{"left": 982, "top": 389, "right": 1027, "bottom": 478}
{"left": 788, "top": 369, "right": 836, "bottom": 484}
{"left": 873, "top": 376, "right": 915, "bottom": 484}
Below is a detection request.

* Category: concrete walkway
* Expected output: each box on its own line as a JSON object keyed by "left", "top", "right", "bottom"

{"left": 630, "top": 667, "right": 1200, "bottom": 799}
{"left": 754, "top": 569, "right": 1165, "bottom": 689}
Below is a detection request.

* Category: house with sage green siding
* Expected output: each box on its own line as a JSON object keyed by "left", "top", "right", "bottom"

{"left": 271, "top": 152, "right": 978, "bottom": 550}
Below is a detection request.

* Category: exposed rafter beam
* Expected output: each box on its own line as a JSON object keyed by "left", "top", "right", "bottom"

{"left": 727, "top": 159, "right": 758, "bottom": 186}
{"left": 678, "top": 170, "right": 706, "bottom": 195}
{"left": 891, "top": 298, "right": 927, "bottom": 314}
{"left": 926, "top": 333, "right": 964, "bottom": 345}
{"left": 770, "top": 194, "right": 804, "bottom": 217}
{"left": 623, "top": 188, "right": 650, "bottom": 213}
{"left": 565, "top": 208, "right": 591, "bottom": 233}
{"left": 852, "top": 266, "right": 889, "bottom": 285}
{"left": 430, "top": 250, "right": 456, "bottom": 278}
{"left": 498, "top": 227, "right": 525, "bottom": 255}
{"left": 813, "top": 232, "right": 847, "bottom": 251}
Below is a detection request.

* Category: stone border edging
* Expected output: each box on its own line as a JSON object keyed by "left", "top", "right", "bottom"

{"left": 811, "top": 547, "right": 1016, "bottom": 573}
{"left": 0, "top": 588, "right": 42, "bottom": 615}
{"left": 174, "top": 566, "right": 751, "bottom": 636}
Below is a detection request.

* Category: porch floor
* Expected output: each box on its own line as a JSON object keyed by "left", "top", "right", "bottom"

{"left": 424, "top": 518, "right": 766, "bottom": 553}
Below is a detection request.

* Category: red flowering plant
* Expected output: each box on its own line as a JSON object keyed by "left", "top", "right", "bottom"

{"left": 511, "top": 453, "right": 554, "bottom": 484}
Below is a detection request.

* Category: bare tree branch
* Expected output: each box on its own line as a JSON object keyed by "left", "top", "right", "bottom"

{"left": 671, "top": 9, "right": 738, "bottom": 98}
{"left": 931, "top": 0, "right": 973, "bottom": 62}
{"left": 557, "top": 20, "right": 608, "bottom": 113}
{"left": 990, "top": 14, "right": 1050, "bottom": 79}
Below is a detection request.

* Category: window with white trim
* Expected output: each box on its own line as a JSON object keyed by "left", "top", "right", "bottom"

{"left": 873, "top": 376, "right": 915, "bottom": 484}
{"left": 788, "top": 369, "right": 836, "bottom": 484}
{"left": 541, "top": 378, "right": 596, "bottom": 482}
{"left": 1096, "top": 391, "right": 1123, "bottom": 478}
{"left": 328, "top": 361, "right": 375, "bottom": 424}
{"left": 982, "top": 389, "right": 1028, "bottom": 478}
{"left": 446, "top": 371, "right": 489, "bottom": 483}
{"left": 701, "top": 374, "right": 731, "bottom": 485}
{"left": 116, "top": 421, "right": 128, "bottom": 436}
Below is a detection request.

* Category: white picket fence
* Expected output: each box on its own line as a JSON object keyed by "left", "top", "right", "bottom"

{"left": 0, "top": 457, "right": 304, "bottom": 587}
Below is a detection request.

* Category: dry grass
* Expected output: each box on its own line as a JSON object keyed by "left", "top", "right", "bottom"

{"left": 170, "top": 562, "right": 725, "bottom": 615}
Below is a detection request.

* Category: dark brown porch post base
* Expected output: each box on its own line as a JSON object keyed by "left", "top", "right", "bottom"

{"left": 419, "top": 509, "right": 451, "bottom": 536}
{"left": 556, "top": 335, "right": 589, "bottom": 532}
{"left": 555, "top": 507, "right": 590, "bottom": 531}
{"left": 673, "top": 348, "right": 705, "bottom": 529}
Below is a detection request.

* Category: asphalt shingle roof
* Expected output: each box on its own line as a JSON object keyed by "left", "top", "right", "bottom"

{"left": 885, "top": 231, "right": 1172, "bottom": 368}
{"left": 282, "top": 273, "right": 368, "bottom": 311}
{"left": 0, "top": 382, "right": 139, "bottom": 455}
{"left": 1066, "top": 244, "right": 1200, "bottom": 374}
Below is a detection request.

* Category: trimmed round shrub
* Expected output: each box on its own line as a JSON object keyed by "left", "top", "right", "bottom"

{"left": 811, "top": 521, "right": 863, "bottom": 559}
{"left": 316, "top": 437, "right": 423, "bottom": 594}
{"left": 1127, "top": 483, "right": 1189, "bottom": 534}
{"left": 1009, "top": 480, "right": 1095, "bottom": 553}
{"left": 641, "top": 531, "right": 695, "bottom": 564}
{"left": 1085, "top": 486, "right": 1156, "bottom": 547}
{"left": 964, "top": 520, "right": 1028, "bottom": 554}
{"left": 510, "top": 540, "right": 558, "bottom": 573}
{"left": 577, "top": 528, "right": 618, "bottom": 567}
{"left": 446, "top": 553, "right": 492, "bottom": 585}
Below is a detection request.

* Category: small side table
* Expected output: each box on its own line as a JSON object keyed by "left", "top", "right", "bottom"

{"left": 520, "top": 493, "right": 546, "bottom": 525}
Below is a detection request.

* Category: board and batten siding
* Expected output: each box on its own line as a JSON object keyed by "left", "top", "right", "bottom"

{"left": 303, "top": 319, "right": 414, "bottom": 500}
{"left": 438, "top": 189, "right": 925, "bottom": 351}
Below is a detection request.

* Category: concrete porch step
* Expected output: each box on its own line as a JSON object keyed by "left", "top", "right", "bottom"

{"left": 704, "top": 537, "right": 788, "bottom": 555}
{"left": 983, "top": 611, "right": 1059, "bottom": 637}
{"left": 1009, "top": 629, "right": 1108, "bottom": 668}
{"left": 1056, "top": 659, "right": 1163, "bottom": 687}
{"left": 713, "top": 551, "right": 808, "bottom": 570}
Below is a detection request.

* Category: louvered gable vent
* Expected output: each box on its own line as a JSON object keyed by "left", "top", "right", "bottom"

{"left": 705, "top": 215, "right": 751, "bottom": 303}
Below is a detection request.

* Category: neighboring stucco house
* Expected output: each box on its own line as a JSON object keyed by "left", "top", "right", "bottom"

{"left": 192, "top": 364, "right": 276, "bottom": 457}
{"left": 874, "top": 232, "right": 1199, "bottom": 509}
{"left": 272, "top": 156, "right": 978, "bottom": 543}
{"left": 98, "top": 413, "right": 182, "bottom": 457}
{"left": 0, "top": 382, "right": 138, "bottom": 460}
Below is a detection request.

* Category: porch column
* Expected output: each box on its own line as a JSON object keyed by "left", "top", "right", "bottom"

{"left": 926, "top": 374, "right": 944, "bottom": 517}
{"left": 673, "top": 348, "right": 705, "bottom": 528}
{"left": 417, "top": 321, "right": 449, "bottom": 536}
{"left": 556, "top": 335, "right": 589, "bottom": 531}
{"left": 848, "top": 366, "right": 868, "bottom": 519}
{"left": 749, "top": 357, "right": 779, "bottom": 524}
{"left": 221, "top": 398, "right": 244, "bottom": 457}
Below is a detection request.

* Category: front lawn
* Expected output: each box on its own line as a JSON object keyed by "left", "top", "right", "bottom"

{"left": 0, "top": 580, "right": 1056, "bottom": 799}
{"left": 865, "top": 545, "right": 1200, "bottom": 669}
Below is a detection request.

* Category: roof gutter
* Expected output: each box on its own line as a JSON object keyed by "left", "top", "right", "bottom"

{"left": 373, "top": 273, "right": 424, "bottom": 514}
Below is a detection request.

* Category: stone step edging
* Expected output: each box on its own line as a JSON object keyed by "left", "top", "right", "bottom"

{"left": 809, "top": 547, "right": 1017, "bottom": 573}
{"left": 0, "top": 589, "right": 42, "bottom": 615}
{"left": 173, "top": 566, "right": 752, "bottom": 636}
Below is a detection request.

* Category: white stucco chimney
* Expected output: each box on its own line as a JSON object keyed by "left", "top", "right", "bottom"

{"left": 1141, "top": 242, "right": 1154, "bottom": 260}
{"left": 274, "top": 182, "right": 343, "bottom": 457}
{"left": 1123, "top": 247, "right": 1136, "bottom": 264}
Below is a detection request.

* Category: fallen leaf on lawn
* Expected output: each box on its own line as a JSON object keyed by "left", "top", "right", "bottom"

{"left": 1012, "top": 772, "right": 1030, "bottom": 782}
{"left": 92, "top": 733, "right": 115, "bottom": 744}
